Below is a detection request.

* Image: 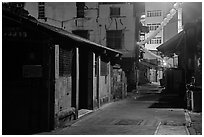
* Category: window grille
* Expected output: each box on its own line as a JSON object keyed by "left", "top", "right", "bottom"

{"left": 76, "top": 2, "right": 85, "bottom": 18}
{"left": 147, "top": 23, "right": 161, "bottom": 31}
{"left": 147, "top": 10, "right": 162, "bottom": 17}
{"left": 147, "top": 37, "right": 162, "bottom": 44}
{"left": 101, "top": 61, "right": 108, "bottom": 76}
{"left": 110, "top": 7, "right": 120, "bottom": 17}
{"left": 106, "top": 30, "right": 124, "bottom": 49}
{"left": 38, "top": 2, "right": 45, "bottom": 19}
{"left": 59, "top": 48, "right": 73, "bottom": 76}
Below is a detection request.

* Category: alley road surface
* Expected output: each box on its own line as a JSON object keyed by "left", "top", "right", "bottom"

{"left": 41, "top": 83, "right": 189, "bottom": 135}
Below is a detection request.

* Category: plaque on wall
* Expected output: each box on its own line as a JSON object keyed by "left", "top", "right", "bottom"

{"left": 23, "top": 65, "right": 42, "bottom": 78}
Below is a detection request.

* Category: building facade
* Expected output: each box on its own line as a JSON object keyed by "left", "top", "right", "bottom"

{"left": 3, "top": 3, "right": 126, "bottom": 134}
{"left": 24, "top": 2, "right": 144, "bottom": 92}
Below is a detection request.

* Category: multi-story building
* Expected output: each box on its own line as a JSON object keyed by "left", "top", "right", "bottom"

{"left": 145, "top": 3, "right": 164, "bottom": 51}
{"left": 140, "top": 2, "right": 181, "bottom": 83}
{"left": 97, "top": 2, "right": 144, "bottom": 91}
{"left": 144, "top": 2, "right": 179, "bottom": 51}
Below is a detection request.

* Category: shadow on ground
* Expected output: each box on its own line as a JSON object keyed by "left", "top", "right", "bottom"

{"left": 148, "top": 92, "right": 185, "bottom": 109}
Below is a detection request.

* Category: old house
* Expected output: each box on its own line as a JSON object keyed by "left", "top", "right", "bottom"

{"left": 25, "top": 2, "right": 127, "bottom": 98}
{"left": 2, "top": 4, "right": 124, "bottom": 134}
{"left": 24, "top": 2, "right": 142, "bottom": 92}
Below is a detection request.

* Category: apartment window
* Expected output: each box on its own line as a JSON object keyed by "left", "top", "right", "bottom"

{"left": 147, "top": 23, "right": 161, "bottom": 31}
{"left": 76, "top": 2, "right": 85, "bottom": 18}
{"left": 147, "top": 10, "right": 162, "bottom": 17}
{"left": 147, "top": 37, "right": 162, "bottom": 44}
{"left": 106, "top": 30, "right": 124, "bottom": 49}
{"left": 110, "top": 7, "right": 120, "bottom": 17}
{"left": 38, "top": 2, "right": 45, "bottom": 19}
{"left": 140, "top": 33, "right": 145, "bottom": 41}
{"left": 72, "top": 30, "right": 90, "bottom": 39}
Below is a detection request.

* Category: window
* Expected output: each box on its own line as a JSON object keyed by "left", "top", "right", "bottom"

{"left": 140, "top": 33, "right": 145, "bottom": 42}
{"left": 59, "top": 48, "right": 73, "bottom": 76}
{"left": 38, "top": 2, "right": 45, "bottom": 19}
{"left": 101, "top": 61, "right": 108, "bottom": 76}
{"left": 76, "top": 2, "right": 85, "bottom": 18}
{"left": 110, "top": 7, "right": 120, "bottom": 17}
{"left": 106, "top": 30, "right": 124, "bottom": 49}
{"left": 72, "top": 30, "right": 90, "bottom": 39}
{"left": 147, "top": 10, "right": 162, "bottom": 17}
{"left": 147, "top": 23, "right": 161, "bottom": 31}
{"left": 147, "top": 37, "right": 162, "bottom": 44}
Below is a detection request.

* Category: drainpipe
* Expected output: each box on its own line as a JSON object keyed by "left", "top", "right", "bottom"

{"left": 108, "top": 61, "right": 111, "bottom": 102}
{"left": 184, "top": 30, "right": 187, "bottom": 85}
{"left": 75, "top": 47, "right": 79, "bottom": 118}
{"left": 96, "top": 55, "right": 100, "bottom": 108}
{"left": 96, "top": 3, "right": 100, "bottom": 108}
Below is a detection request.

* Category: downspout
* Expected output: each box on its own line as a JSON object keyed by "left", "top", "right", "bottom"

{"left": 96, "top": 3, "right": 100, "bottom": 108}
{"left": 183, "top": 30, "right": 187, "bottom": 88}
{"left": 96, "top": 55, "right": 100, "bottom": 108}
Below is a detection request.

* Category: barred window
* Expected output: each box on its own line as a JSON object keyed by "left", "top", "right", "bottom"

{"left": 147, "top": 37, "right": 162, "bottom": 44}
{"left": 110, "top": 7, "right": 120, "bottom": 17}
{"left": 101, "top": 61, "right": 108, "bottom": 76}
{"left": 59, "top": 48, "right": 73, "bottom": 76}
{"left": 106, "top": 30, "right": 124, "bottom": 49}
{"left": 38, "top": 2, "right": 45, "bottom": 19}
{"left": 147, "top": 10, "right": 162, "bottom": 17}
{"left": 147, "top": 23, "right": 161, "bottom": 31}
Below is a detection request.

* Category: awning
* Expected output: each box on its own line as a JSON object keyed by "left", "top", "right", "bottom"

{"left": 139, "top": 45, "right": 162, "bottom": 60}
{"left": 157, "top": 31, "right": 185, "bottom": 56}
{"left": 139, "top": 59, "right": 162, "bottom": 69}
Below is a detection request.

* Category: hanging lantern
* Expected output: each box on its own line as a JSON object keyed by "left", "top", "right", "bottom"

{"left": 170, "top": 9, "right": 176, "bottom": 15}
{"left": 157, "top": 25, "right": 163, "bottom": 31}
{"left": 166, "top": 14, "right": 171, "bottom": 19}
{"left": 173, "top": 2, "right": 180, "bottom": 10}
{"left": 160, "top": 21, "right": 165, "bottom": 27}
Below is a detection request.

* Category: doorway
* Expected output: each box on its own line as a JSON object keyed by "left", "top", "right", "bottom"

{"left": 78, "top": 49, "right": 93, "bottom": 110}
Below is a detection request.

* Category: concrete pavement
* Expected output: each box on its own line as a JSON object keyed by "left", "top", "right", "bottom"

{"left": 39, "top": 82, "right": 193, "bottom": 135}
{"left": 186, "top": 111, "right": 202, "bottom": 135}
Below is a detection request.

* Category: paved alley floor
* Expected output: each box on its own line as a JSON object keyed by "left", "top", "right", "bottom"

{"left": 40, "top": 83, "right": 190, "bottom": 135}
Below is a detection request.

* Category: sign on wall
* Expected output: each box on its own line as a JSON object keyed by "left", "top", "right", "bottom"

{"left": 23, "top": 65, "right": 42, "bottom": 78}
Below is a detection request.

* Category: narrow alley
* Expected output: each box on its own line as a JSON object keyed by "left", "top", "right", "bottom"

{"left": 2, "top": 2, "right": 202, "bottom": 135}
{"left": 40, "top": 83, "right": 190, "bottom": 135}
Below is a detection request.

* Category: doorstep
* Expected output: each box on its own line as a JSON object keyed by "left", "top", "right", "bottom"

{"left": 78, "top": 109, "right": 93, "bottom": 118}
